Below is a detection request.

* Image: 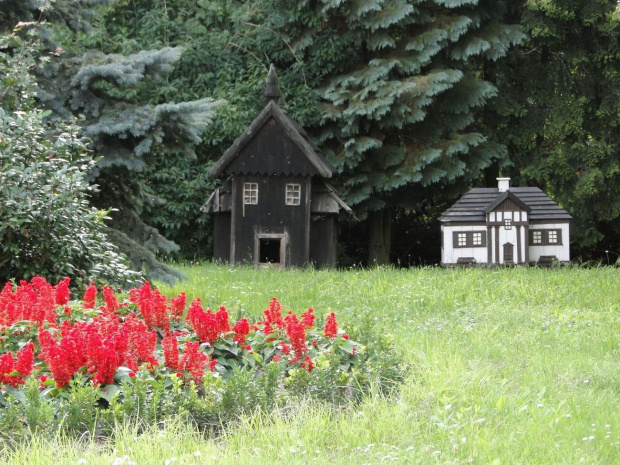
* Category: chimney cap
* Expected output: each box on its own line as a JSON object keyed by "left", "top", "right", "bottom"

{"left": 497, "top": 177, "right": 510, "bottom": 192}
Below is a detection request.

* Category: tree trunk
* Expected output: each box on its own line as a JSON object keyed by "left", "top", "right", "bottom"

{"left": 368, "top": 208, "right": 392, "bottom": 266}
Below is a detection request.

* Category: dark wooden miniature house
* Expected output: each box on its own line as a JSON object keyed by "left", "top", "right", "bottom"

{"left": 202, "top": 65, "right": 352, "bottom": 268}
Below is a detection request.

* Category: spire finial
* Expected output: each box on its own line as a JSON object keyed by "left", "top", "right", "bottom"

{"left": 264, "top": 64, "right": 282, "bottom": 104}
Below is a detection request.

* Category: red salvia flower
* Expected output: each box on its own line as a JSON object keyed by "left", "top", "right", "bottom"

{"left": 130, "top": 282, "right": 169, "bottom": 331}
{"left": 186, "top": 299, "right": 230, "bottom": 343}
{"left": 169, "top": 292, "right": 186, "bottom": 320}
{"left": 15, "top": 342, "right": 34, "bottom": 377}
{"left": 162, "top": 334, "right": 179, "bottom": 370}
{"left": 301, "top": 356, "right": 314, "bottom": 372}
{"left": 0, "top": 343, "right": 35, "bottom": 387}
{"left": 324, "top": 312, "right": 338, "bottom": 338}
{"left": 262, "top": 297, "right": 284, "bottom": 330}
{"left": 178, "top": 341, "right": 209, "bottom": 384}
{"left": 300, "top": 307, "right": 315, "bottom": 329}
{"left": 284, "top": 313, "right": 307, "bottom": 360}
{"left": 54, "top": 278, "right": 71, "bottom": 305}
{"left": 280, "top": 341, "right": 291, "bottom": 355}
{"left": 83, "top": 282, "right": 97, "bottom": 309}
{"left": 232, "top": 318, "right": 250, "bottom": 344}
{"left": 102, "top": 286, "right": 120, "bottom": 313}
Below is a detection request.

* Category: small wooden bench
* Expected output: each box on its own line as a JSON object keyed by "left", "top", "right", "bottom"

{"left": 457, "top": 257, "right": 476, "bottom": 265}
{"left": 538, "top": 255, "right": 557, "bottom": 266}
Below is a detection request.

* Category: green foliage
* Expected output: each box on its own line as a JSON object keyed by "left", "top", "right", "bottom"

{"left": 0, "top": 36, "right": 139, "bottom": 287}
{"left": 487, "top": 0, "right": 620, "bottom": 258}
{"left": 1, "top": 0, "right": 225, "bottom": 279}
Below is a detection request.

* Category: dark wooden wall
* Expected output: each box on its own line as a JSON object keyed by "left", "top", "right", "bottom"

{"left": 212, "top": 212, "right": 231, "bottom": 262}
{"left": 310, "top": 215, "right": 337, "bottom": 268}
{"left": 231, "top": 174, "right": 311, "bottom": 266}
{"left": 226, "top": 118, "right": 318, "bottom": 176}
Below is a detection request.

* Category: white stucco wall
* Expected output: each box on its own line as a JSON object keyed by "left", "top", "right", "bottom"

{"left": 528, "top": 223, "right": 571, "bottom": 262}
{"left": 441, "top": 225, "right": 489, "bottom": 264}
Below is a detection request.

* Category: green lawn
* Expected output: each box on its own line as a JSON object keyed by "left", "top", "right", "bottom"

{"left": 3, "top": 264, "right": 620, "bottom": 464}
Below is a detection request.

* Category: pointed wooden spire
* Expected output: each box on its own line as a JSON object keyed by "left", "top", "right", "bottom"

{"left": 263, "top": 64, "right": 282, "bottom": 105}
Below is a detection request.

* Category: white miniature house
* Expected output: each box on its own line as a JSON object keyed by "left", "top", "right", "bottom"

{"left": 439, "top": 178, "right": 571, "bottom": 265}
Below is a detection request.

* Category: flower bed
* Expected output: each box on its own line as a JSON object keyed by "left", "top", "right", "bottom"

{"left": 0, "top": 277, "right": 404, "bottom": 439}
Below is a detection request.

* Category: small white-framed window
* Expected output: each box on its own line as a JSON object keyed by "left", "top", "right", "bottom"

{"left": 532, "top": 230, "right": 542, "bottom": 244}
{"left": 548, "top": 230, "right": 558, "bottom": 244}
{"left": 243, "top": 183, "right": 258, "bottom": 205}
{"left": 457, "top": 233, "right": 467, "bottom": 247}
{"left": 504, "top": 219, "right": 512, "bottom": 230}
{"left": 285, "top": 184, "right": 301, "bottom": 206}
{"left": 472, "top": 232, "right": 482, "bottom": 246}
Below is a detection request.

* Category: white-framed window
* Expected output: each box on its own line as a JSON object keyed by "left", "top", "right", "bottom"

{"left": 453, "top": 231, "right": 486, "bottom": 248}
{"left": 548, "top": 230, "right": 558, "bottom": 244}
{"left": 243, "top": 183, "right": 258, "bottom": 205}
{"left": 530, "top": 229, "right": 562, "bottom": 246}
{"left": 504, "top": 219, "right": 512, "bottom": 230}
{"left": 285, "top": 184, "right": 301, "bottom": 206}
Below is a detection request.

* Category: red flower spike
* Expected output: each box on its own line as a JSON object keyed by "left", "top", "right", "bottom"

{"left": 102, "top": 286, "right": 120, "bottom": 313}
{"left": 178, "top": 341, "right": 209, "bottom": 384}
{"left": 284, "top": 314, "right": 307, "bottom": 360}
{"left": 324, "top": 312, "right": 338, "bottom": 338}
{"left": 232, "top": 318, "right": 250, "bottom": 345}
{"left": 15, "top": 342, "right": 34, "bottom": 377}
{"left": 301, "top": 356, "right": 314, "bottom": 372}
{"left": 301, "top": 307, "right": 315, "bottom": 330}
{"left": 83, "top": 282, "right": 97, "bottom": 309}
{"left": 54, "top": 278, "right": 71, "bottom": 305}
{"left": 169, "top": 292, "right": 186, "bottom": 320}
{"left": 162, "top": 334, "right": 180, "bottom": 370}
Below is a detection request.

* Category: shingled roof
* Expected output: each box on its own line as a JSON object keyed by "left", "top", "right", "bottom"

{"left": 439, "top": 187, "right": 572, "bottom": 223}
{"left": 209, "top": 65, "right": 334, "bottom": 178}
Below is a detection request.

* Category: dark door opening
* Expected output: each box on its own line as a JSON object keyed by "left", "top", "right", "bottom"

{"left": 503, "top": 242, "right": 514, "bottom": 263}
{"left": 259, "top": 238, "right": 281, "bottom": 264}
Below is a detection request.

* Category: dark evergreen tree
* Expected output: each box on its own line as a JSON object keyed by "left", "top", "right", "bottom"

{"left": 228, "top": 0, "right": 525, "bottom": 263}
{"left": 487, "top": 0, "right": 620, "bottom": 260}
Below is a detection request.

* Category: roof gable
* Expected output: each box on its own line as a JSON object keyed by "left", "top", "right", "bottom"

{"left": 209, "top": 100, "right": 334, "bottom": 178}
{"left": 483, "top": 190, "right": 532, "bottom": 214}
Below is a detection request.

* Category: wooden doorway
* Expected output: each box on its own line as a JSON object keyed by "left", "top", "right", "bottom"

{"left": 254, "top": 233, "right": 287, "bottom": 267}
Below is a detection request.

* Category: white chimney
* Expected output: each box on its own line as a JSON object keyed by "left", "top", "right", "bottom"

{"left": 497, "top": 177, "right": 510, "bottom": 192}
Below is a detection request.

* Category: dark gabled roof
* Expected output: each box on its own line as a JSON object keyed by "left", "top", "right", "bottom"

{"left": 209, "top": 100, "right": 334, "bottom": 178}
{"left": 439, "top": 187, "right": 572, "bottom": 223}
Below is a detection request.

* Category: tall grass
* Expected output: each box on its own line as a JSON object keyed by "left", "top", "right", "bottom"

{"left": 2, "top": 265, "right": 619, "bottom": 464}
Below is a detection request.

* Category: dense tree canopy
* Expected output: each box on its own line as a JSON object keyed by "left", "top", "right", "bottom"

{"left": 1, "top": 0, "right": 619, "bottom": 268}
{"left": 489, "top": 0, "right": 620, "bottom": 260}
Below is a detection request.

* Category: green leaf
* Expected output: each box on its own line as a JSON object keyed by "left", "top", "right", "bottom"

{"left": 99, "top": 384, "right": 121, "bottom": 403}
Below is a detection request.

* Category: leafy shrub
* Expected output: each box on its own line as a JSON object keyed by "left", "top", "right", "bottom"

{"left": 0, "top": 277, "right": 406, "bottom": 441}
{"left": 0, "top": 35, "right": 139, "bottom": 288}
